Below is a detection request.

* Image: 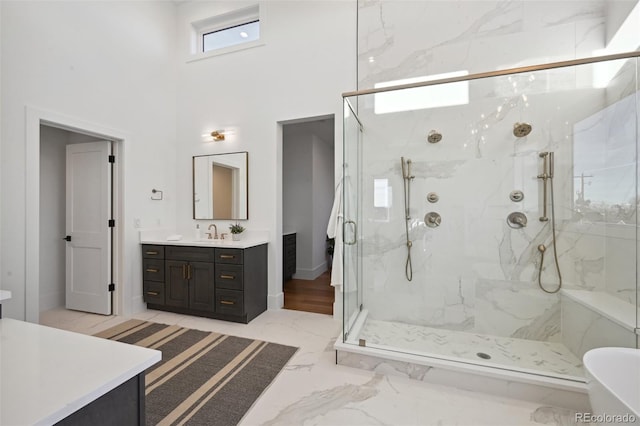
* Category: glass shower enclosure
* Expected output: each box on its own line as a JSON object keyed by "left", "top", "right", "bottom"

{"left": 341, "top": 51, "right": 639, "bottom": 382}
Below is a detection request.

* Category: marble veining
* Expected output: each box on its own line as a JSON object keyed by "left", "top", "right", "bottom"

{"left": 40, "top": 308, "right": 590, "bottom": 426}
{"left": 358, "top": 318, "right": 584, "bottom": 378}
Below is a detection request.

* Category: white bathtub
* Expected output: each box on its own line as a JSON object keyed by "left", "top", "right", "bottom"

{"left": 583, "top": 347, "right": 640, "bottom": 425}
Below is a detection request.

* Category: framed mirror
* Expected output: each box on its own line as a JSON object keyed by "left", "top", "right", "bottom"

{"left": 193, "top": 151, "right": 248, "bottom": 220}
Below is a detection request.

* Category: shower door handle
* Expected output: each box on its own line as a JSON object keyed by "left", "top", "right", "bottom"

{"left": 344, "top": 220, "right": 357, "bottom": 245}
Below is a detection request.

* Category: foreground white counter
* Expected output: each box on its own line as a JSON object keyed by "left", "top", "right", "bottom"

{"left": 0, "top": 318, "right": 160, "bottom": 425}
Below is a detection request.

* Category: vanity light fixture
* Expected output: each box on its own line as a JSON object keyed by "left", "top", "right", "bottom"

{"left": 210, "top": 130, "right": 225, "bottom": 141}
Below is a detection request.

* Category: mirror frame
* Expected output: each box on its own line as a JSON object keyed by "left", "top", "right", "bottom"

{"left": 192, "top": 151, "right": 248, "bottom": 220}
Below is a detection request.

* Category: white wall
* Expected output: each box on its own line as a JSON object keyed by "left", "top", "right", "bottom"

{"left": 311, "top": 131, "right": 335, "bottom": 272}
{"left": 39, "top": 126, "right": 67, "bottom": 311}
{"left": 1, "top": 1, "right": 178, "bottom": 320}
{"left": 282, "top": 119, "right": 335, "bottom": 280}
{"left": 175, "top": 1, "right": 356, "bottom": 307}
{"left": 283, "top": 125, "right": 313, "bottom": 273}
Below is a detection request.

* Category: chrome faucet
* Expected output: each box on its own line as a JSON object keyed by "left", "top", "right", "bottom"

{"left": 207, "top": 224, "right": 218, "bottom": 239}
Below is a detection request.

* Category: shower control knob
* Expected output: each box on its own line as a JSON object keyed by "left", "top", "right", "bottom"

{"left": 507, "top": 212, "right": 527, "bottom": 229}
{"left": 424, "top": 212, "right": 441, "bottom": 228}
{"left": 509, "top": 190, "right": 524, "bottom": 202}
{"left": 427, "top": 192, "right": 439, "bottom": 203}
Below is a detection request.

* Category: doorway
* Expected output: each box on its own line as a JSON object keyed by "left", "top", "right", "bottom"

{"left": 25, "top": 107, "right": 125, "bottom": 323}
{"left": 281, "top": 116, "right": 335, "bottom": 315}
{"left": 39, "top": 125, "right": 114, "bottom": 315}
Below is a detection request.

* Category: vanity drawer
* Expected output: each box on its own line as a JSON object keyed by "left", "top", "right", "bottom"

{"left": 142, "top": 245, "right": 165, "bottom": 259}
{"left": 215, "top": 289, "right": 244, "bottom": 316}
{"left": 143, "top": 259, "right": 165, "bottom": 282}
{"left": 215, "top": 248, "right": 243, "bottom": 265}
{"left": 143, "top": 281, "right": 165, "bottom": 305}
{"left": 165, "top": 246, "right": 215, "bottom": 262}
{"left": 215, "top": 264, "right": 244, "bottom": 291}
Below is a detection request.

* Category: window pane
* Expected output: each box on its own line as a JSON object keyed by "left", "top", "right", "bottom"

{"left": 203, "top": 20, "right": 260, "bottom": 53}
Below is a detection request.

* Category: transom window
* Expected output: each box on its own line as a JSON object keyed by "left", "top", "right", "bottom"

{"left": 191, "top": 4, "right": 262, "bottom": 57}
{"left": 203, "top": 20, "right": 260, "bottom": 53}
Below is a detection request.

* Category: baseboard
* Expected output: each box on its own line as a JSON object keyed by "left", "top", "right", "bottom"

{"left": 268, "top": 292, "right": 284, "bottom": 310}
{"left": 39, "top": 293, "right": 64, "bottom": 312}
{"left": 293, "top": 262, "right": 328, "bottom": 280}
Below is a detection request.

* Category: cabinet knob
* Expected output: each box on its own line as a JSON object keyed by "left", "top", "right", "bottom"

{"left": 145, "top": 250, "right": 159, "bottom": 255}
{"left": 146, "top": 291, "right": 159, "bottom": 296}
{"left": 145, "top": 268, "right": 159, "bottom": 273}
{"left": 220, "top": 254, "right": 235, "bottom": 260}
{"left": 220, "top": 274, "right": 235, "bottom": 280}
{"left": 220, "top": 300, "right": 235, "bottom": 305}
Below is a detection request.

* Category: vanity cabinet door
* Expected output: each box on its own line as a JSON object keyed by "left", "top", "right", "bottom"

{"left": 189, "top": 261, "right": 215, "bottom": 311}
{"left": 165, "top": 260, "right": 189, "bottom": 308}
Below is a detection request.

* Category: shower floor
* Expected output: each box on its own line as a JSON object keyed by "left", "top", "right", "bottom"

{"left": 357, "top": 318, "right": 584, "bottom": 379}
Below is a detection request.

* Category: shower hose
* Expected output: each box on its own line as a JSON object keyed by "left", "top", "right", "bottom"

{"left": 401, "top": 157, "right": 413, "bottom": 281}
{"left": 538, "top": 177, "right": 562, "bottom": 293}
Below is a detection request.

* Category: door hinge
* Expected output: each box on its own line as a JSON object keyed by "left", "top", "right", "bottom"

{"left": 108, "top": 283, "right": 115, "bottom": 292}
{"left": 108, "top": 219, "right": 115, "bottom": 227}
{"left": 108, "top": 155, "right": 115, "bottom": 163}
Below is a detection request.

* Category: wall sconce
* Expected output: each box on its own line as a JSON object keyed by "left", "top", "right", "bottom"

{"left": 210, "top": 130, "right": 225, "bottom": 141}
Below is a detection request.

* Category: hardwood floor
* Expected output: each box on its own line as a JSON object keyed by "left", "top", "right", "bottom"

{"left": 283, "top": 270, "right": 334, "bottom": 315}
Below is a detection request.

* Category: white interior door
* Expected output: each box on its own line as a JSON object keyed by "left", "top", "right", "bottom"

{"left": 65, "top": 141, "right": 112, "bottom": 315}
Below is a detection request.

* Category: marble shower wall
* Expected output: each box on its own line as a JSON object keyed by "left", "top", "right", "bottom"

{"left": 351, "top": 0, "right": 639, "bottom": 342}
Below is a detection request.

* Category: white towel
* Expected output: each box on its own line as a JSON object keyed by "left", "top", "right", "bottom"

{"left": 327, "top": 178, "right": 344, "bottom": 289}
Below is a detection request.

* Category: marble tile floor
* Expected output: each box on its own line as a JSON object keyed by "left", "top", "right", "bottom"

{"left": 358, "top": 319, "right": 584, "bottom": 379}
{"left": 40, "top": 308, "right": 590, "bottom": 426}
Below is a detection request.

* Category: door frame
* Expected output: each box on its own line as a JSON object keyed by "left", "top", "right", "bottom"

{"left": 26, "top": 106, "right": 126, "bottom": 323}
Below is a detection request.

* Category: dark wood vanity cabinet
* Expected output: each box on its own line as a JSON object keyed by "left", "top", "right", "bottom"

{"left": 283, "top": 233, "right": 296, "bottom": 281}
{"left": 142, "top": 243, "right": 267, "bottom": 323}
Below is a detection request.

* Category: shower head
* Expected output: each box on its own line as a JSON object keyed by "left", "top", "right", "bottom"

{"left": 513, "top": 122, "right": 532, "bottom": 137}
{"left": 427, "top": 130, "right": 442, "bottom": 144}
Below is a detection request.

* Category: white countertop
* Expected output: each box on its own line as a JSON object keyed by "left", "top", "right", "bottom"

{"left": 141, "top": 237, "right": 268, "bottom": 249}
{"left": 0, "top": 290, "right": 11, "bottom": 301}
{"left": 0, "top": 318, "right": 161, "bottom": 426}
{"left": 139, "top": 229, "right": 269, "bottom": 249}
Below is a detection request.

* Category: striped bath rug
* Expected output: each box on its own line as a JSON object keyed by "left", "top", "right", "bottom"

{"left": 95, "top": 320, "right": 298, "bottom": 426}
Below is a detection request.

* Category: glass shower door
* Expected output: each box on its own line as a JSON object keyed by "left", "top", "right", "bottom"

{"left": 342, "top": 98, "right": 363, "bottom": 341}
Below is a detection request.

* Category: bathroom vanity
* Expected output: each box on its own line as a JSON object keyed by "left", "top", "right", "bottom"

{"left": 141, "top": 239, "right": 268, "bottom": 323}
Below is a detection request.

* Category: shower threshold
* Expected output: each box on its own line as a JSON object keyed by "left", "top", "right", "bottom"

{"left": 335, "top": 311, "right": 589, "bottom": 410}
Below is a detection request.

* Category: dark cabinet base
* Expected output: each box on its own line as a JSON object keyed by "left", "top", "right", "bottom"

{"left": 56, "top": 374, "right": 145, "bottom": 426}
{"left": 142, "top": 243, "right": 267, "bottom": 324}
{"left": 147, "top": 303, "right": 258, "bottom": 324}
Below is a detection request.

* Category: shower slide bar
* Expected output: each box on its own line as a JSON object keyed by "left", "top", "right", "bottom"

{"left": 342, "top": 51, "right": 640, "bottom": 98}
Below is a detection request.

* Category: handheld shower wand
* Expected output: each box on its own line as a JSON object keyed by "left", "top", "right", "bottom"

{"left": 401, "top": 157, "right": 414, "bottom": 281}
{"left": 537, "top": 151, "right": 562, "bottom": 294}
{"left": 538, "top": 152, "right": 550, "bottom": 221}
